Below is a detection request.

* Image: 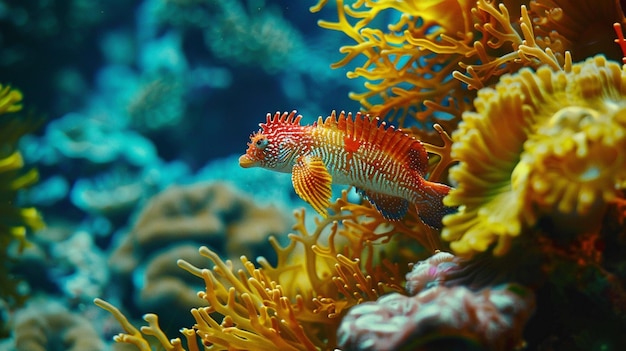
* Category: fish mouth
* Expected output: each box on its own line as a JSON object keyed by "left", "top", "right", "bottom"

{"left": 238, "top": 155, "right": 257, "bottom": 168}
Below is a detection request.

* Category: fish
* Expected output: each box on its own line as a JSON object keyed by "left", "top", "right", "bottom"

{"left": 239, "top": 110, "right": 454, "bottom": 228}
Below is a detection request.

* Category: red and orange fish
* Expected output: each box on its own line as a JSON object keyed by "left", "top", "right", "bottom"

{"left": 239, "top": 110, "right": 453, "bottom": 228}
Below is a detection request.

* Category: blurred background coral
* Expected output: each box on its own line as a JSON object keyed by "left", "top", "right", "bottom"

{"left": 2, "top": 0, "right": 626, "bottom": 350}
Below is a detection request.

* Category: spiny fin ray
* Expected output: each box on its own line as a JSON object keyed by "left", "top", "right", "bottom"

{"left": 319, "top": 110, "right": 429, "bottom": 175}
{"left": 261, "top": 110, "right": 302, "bottom": 132}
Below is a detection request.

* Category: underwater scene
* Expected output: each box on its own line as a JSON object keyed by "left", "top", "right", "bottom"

{"left": 2, "top": 0, "right": 626, "bottom": 350}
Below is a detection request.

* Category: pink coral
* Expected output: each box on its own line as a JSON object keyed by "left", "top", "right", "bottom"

{"left": 404, "top": 251, "right": 460, "bottom": 295}
{"left": 337, "top": 284, "right": 535, "bottom": 351}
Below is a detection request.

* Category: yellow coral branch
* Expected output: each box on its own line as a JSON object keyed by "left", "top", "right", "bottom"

{"left": 141, "top": 314, "right": 187, "bottom": 351}
{"left": 0, "top": 85, "right": 22, "bottom": 114}
{"left": 93, "top": 298, "right": 154, "bottom": 351}
{"left": 98, "top": 189, "right": 426, "bottom": 350}
{"left": 421, "top": 123, "right": 457, "bottom": 183}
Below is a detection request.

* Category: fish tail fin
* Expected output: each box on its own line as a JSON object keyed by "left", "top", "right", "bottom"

{"left": 415, "top": 180, "right": 456, "bottom": 229}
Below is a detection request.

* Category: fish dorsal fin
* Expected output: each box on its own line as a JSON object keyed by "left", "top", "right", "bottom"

{"left": 319, "top": 110, "right": 429, "bottom": 175}
{"left": 357, "top": 188, "right": 410, "bottom": 220}
{"left": 260, "top": 110, "right": 303, "bottom": 133}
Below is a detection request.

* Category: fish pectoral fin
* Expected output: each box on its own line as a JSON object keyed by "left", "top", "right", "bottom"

{"left": 292, "top": 155, "right": 332, "bottom": 217}
{"left": 357, "top": 188, "right": 409, "bottom": 220}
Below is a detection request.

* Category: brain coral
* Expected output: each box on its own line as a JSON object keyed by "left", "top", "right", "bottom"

{"left": 337, "top": 283, "right": 534, "bottom": 351}
{"left": 108, "top": 181, "right": 290, "bottom": 322}
{"left": 442, "top": 55, "right": 626, "bottom": 257}
{"left": 96, "top": 189, "right": 415, "bottom": 350}
{"left": 13, "top": 299, "right": 105, "bottom": 351}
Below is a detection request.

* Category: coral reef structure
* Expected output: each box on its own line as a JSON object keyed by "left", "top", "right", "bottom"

{"left": 443, "top": 55, "right": 626, "bottom": 257}
{"left": 311, "top": 0, "right": 626, "bottom": 145}
{"left": 12, "top": 298, "right": 105, "bottom": 351}
{"left": 94, "top": 0, "right": 626, "bottom": 349}
{"left": 35, "top": 112, "right": 158, "bottom": 167}
{"left": 155, "top": 0, "right": 319, "bottom": 75}
{"left": 0, "top": 0, "right": 625, "bottom": 350}
{"left": 0, "top": 85, "right": 44, "bottom": 329}
{"left": 337, "top": 283, "right": 535, "bottom": 351}
{"left": 97, "top": 189, "right": 426, "bottom": 350}
{"left": 108, "top": 182, "right": 290, "bottom": 324}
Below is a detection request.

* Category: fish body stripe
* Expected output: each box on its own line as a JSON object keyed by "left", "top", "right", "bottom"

{"left": 309, "top": 113, "right": 426, "bottom": 202}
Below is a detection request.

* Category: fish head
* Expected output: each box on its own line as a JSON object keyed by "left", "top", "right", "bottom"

{"left": 239, "top": 111, "right": 303, "bottom": 173}
{"left": 239, "top": 131, "right": 273, "bottom": 168}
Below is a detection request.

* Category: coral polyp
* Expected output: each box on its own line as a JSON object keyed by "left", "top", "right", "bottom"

{"left": 443, "top": 55, "right": 626, "bottom": 257}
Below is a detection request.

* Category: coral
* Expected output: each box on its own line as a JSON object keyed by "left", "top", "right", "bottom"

{"left": 137, "top": 244, "right": 209, "bottom": 315}
{"left": 525, "top": 0, "right": 626, "bottom": 62}
{"left": 153, "top": 0, "right": 224, "bottom": 29}
{"left": 108, "top": 182, "right": 290, "bottom": 320}
{"left": 442, "top": 55, "right": 626, "bottom": 257}
{"left": 0, "top": 85, "right": 44, "bottom": 313}
{"left": 404, "top": 251, "right": 460, "bottom": 295}
{"left": 154, "top": 0, "right": 307, "bottom": 74}
{"left": 69, "top": 159, "right": 190, "bottom": 218}
{"left": 68, "top": 159, "right": 189, "bottom": 218}
{"left": 203, "top": 2, "right": 306, "bottom": 74}
{"left": 70, "top": 166, "right": 147, "bottom": 217}
{"left": 615, "top": 22, "right": 626, "bottom": 63}
{"left": 311, "top": 0, "right": 474, "bottom": 143}
{"left": 124, "top": 29, "right": 192, "bottom": 132}
{"left": 18, "top": 175, "right": 70, "bottom": 207}
{"left": 94, "top": 297, "right": 192, "bottom": 351}
{"left": 97, "top": 189, "right": 426, "bottom": 350}
{"left": 4, "top": 215, "right": 117, "bottom": 310}
{"left": 92, "top": 2, "right": 626, "bottom": 350}
{"left": 137, "top": 30, "right": 189, "bottom": 75}
{"left": 311, "top": 0, "right": 625, "bottom": 146}
{"left": 418, "top": 123, "right": 457, "bottom": 183}
{"left": 12, "top": 298, "right": 106, "bottom": 351}
{"left": 42, "top": 112, "right": 158, "bottom": 166}
{"left": 337, "top": 283, "right": 535, "bottom": 351}
{"left": 88, "top": 65, "right": 141, "bottom": 128}
{"left": 127, "top": 72, "right": 186, "bottom": 133}
{"left": 50, "top": 230, "right": 110, "bottom": 302}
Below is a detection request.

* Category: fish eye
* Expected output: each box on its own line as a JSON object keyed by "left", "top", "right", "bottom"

{"left": 254, "top": 135, "right": 269, "bottom": 150}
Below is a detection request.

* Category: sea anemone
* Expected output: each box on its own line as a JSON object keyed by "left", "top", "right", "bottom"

{"left": 442, "top": 55, "right": 626, "bottom": 257}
